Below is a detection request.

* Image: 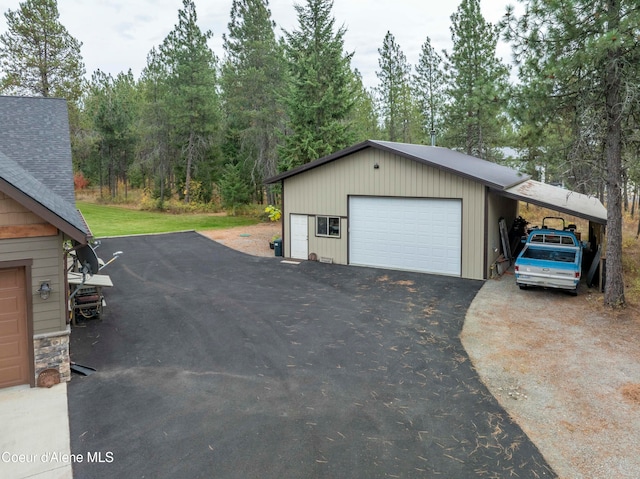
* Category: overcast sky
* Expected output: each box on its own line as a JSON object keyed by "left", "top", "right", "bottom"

{"left": 0, "top": 0, "right": 518, "bottom": 90}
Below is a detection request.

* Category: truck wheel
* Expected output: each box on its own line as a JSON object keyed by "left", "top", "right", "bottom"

{"left": 569, "top": 287, "right": 578, "bottom": 296}
{"left": 518, "top": 284, "right": 527, "bottom": 290}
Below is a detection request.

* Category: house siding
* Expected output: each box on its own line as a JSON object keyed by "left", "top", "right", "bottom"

{"left": 0, "top": 194, "right": 69, "bottom": 384}
{"left": 283, "top": 148, "right": 487, "bottom": 279}
{"left": 0, "top": 191, "right": 45, "bottom": 225}
{"left": 0, "top": 234, "right": 66, "bottom": 334}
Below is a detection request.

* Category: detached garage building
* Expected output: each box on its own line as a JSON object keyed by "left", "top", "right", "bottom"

{"left": 266, "top": 140, "right": 607, "bottom": 280}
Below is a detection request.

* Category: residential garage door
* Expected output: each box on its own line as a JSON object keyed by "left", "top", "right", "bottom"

{"left": 349, "top": 197, "right": 462, "bottom": 276}
{"left": 0, "top": 267, "right": 30, "bottom": 388}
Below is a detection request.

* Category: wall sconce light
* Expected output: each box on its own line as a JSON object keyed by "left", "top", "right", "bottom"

{"left": 373, "top": 163, "right": 380, "bottom": 169}
{"left": 37, "top": 281, "right": 51, "bottom": 300}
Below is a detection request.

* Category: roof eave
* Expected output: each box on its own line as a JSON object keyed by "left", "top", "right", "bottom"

{"left": 0, "top": 178, "right": 89, "bottom": 244}
{"left": 497, "top": 188, "right": 607, "bottom": 225}
{"left": 264, "top": 141, "right": 373, "bottom": 184}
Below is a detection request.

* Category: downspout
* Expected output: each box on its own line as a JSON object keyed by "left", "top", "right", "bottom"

{"left": 483, "top": 187, "right": 489, "bottom": 279}
{"left": 280, "top": 180, "right": 285, "bottom": 258}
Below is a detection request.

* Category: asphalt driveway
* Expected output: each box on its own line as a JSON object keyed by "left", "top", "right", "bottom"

{"left": 68, "top": 231, "right": 555, "bottom": 478}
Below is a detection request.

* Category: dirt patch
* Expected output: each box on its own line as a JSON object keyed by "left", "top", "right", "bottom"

{"left": 462, "top": 276, "right": 640, "bottom": 479}
{"left": 198, "top": 222, "right": 281, "bottom": 257}
{"left": 621, "top": 383, "right": 640, "bottom": 405}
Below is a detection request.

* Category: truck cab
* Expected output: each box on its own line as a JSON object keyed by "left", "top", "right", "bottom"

{"left": 514, "top": 226, "right": 583, "bottom": 296}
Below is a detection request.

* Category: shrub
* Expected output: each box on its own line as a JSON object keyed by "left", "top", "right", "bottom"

{"left": 74, "top": 171, "right": 90, "bottom": 190}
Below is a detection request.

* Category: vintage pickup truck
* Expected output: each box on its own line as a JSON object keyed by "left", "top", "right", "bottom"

{"left": 514, "top": 227, "right": 583, "bottom": 296}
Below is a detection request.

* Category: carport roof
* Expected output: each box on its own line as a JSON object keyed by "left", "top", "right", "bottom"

{"left": 265, "top": 140, "right": 530, "bottom": 190}
{"left": 500, "top": 179, "right": 607, "bottom": 225}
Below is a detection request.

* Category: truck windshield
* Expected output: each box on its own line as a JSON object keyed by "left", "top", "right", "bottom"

{"left": 522, "top": 247, "right": 576, "bottom": 263}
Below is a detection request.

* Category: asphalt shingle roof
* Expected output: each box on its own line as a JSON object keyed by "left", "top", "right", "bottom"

{"left": 0, "top": 96, "right": 88, "bottom": 240}
{"left": 0, "top": 151, "right": 87, "bottom": 233}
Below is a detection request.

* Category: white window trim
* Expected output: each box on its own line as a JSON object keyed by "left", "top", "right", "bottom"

{"left": 316, "top": 216, "right": 340, "bottom": 238}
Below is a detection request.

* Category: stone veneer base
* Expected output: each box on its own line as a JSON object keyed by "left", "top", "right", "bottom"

{"left": 33, "top": 326, "right": 71, "bottom": 383}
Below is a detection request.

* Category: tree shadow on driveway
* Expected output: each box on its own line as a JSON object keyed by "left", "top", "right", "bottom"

{"left": 69, "top": 232, "right": 555, "bottom": 479}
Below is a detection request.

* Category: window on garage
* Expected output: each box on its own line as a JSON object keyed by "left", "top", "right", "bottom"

{"left": 316, "top": 216, "right": 340, "bottom": 238}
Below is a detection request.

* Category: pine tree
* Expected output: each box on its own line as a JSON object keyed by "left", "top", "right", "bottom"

{"left": 376, "top": 32, "right": 411, "bottom": 141}
{"left": 504, "top": 0, "right": 640, "bottom": 307}
{"left": 348, "top": 69, "right": 381, "bottom": 142}
{"left": 0, "top": 0, "right": 84, "bottom": 99}
{"left": 84, "top": 70, "right": 139, "bottom": 199}
{"left": 138, "top": 47, "right": 173, "bottom": 205}
{"left": 443, "top": 0, "right": 509, "bottom": 159}
{"left": 219, "top": 162, "right": 251, "bottom": 215}
{"left": 157, "top": 0, "right": 220, "bottom": 204}
{"left": 0, "top": 0, "right": 86, "bottom": 169}
{"left": 221, "top": 0, "right": 286, "bottom": 203}
{"left": 376, "top": 31, "right": 415, "bottom": 142}
{"left": 280, "top": 0, "right": 355, "bottom": 170}
{"left": 414, "top": 37, "right": 446, "bottom": 145}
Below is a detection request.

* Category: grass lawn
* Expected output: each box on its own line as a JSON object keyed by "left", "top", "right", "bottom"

{"left": 77, "top": 201, "right": 259, "bottom": 237}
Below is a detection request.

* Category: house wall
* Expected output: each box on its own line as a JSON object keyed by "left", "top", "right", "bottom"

{"left": 283, "top": 148, "right": 487, "bottom": 279}
{"left": 0, "top": 192, "right": 70, "bottom": 383}
{"left": 0, "top": 191, "right": 44, "bottom": 226}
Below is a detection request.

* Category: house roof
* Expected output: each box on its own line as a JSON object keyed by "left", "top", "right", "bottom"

{"left": 0, "top": 96, "right": 88, "bottom": 244}
{"left": 265, "top": 140, "right": 530, "bottom": 190}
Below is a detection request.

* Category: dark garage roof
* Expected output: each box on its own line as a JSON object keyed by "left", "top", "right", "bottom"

{"left": 265, "top": 140, "right": 607, "bottom": 225}
{"left": 265, "top": 140, "right": 530, "bottom": 190}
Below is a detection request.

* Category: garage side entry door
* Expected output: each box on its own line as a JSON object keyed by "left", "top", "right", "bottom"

{"left": 290, "top": 214, "right": 309, "bottom": 260}
{"left": 0, "top": 267, "right": 30, "bottom": 389}
{"left": 349, "top": 197, "right": 462, "bottom": 276}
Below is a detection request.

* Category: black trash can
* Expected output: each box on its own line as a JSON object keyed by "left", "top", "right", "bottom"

{"left": 273, "top": 238, "right": 283, "bottom": 257}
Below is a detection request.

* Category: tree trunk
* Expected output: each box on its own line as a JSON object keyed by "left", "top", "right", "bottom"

{"left": 184, "top": 132, "right": 194, "bottom": 204}
{"left": 623, "top": 170, "right": 628, "bottom": 212}
{"left": 603, "top": 0, "right": 625, "bottom": 308}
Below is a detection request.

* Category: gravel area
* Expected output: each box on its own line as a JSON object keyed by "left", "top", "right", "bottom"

{"left": 201, "top": 222, "right": 640, "bottom": 478}
{"left": 462, "top": 274, "right": 640, "bottom": 479}
{"left": 198, "top": 221, "right": 282, "bottom": 257}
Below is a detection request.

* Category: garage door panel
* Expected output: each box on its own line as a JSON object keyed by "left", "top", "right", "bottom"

{"left": 0, "top": 267, "right": 30, "bottom": 388}
{"left": 349, "top": 197, "right": 461, "bottom": 276}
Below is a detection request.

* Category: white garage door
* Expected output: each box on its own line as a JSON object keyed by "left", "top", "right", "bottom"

{"left": 349, "top": 197, "right": 462, "bottom": 276}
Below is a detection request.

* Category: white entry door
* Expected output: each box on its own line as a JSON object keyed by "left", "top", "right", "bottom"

{"left": 290, "top": 214, "right": 308, "bottom": 260}
{"left": 349, "top": 197, "right": 462, "bottom": 276}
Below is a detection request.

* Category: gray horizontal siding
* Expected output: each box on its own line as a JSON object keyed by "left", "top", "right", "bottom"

{"left": 0, "top": 234, "right": 67, "bottom": 334}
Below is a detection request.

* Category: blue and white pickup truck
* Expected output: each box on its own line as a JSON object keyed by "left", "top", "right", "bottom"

{"left": 514, "top": 227, "right": 583, "bottom": 296}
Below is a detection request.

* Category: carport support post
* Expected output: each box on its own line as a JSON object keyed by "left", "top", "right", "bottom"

{"left": 593, "top": 222, "right": 605, "bottom": 292}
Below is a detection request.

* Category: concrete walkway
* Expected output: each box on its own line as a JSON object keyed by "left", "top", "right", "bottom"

{"left": 0, "top": 383, "right": 72, "bottom": 479}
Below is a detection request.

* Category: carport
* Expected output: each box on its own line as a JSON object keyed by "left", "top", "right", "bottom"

{"left": 498, "top": 178, "right": 608, "bottom": 287}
